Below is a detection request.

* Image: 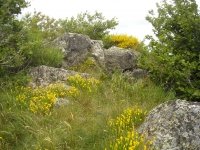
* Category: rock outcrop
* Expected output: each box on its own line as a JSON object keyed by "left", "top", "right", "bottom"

{"left": 29, "top": 65, "right": 89, "bottom": 87}
{"left": 104, "top": 46, "right": 139, "bottom": 72}
{"left": 55, "top": 33, "right": 92, "bottom": 67}
{"left": 54, "top": 33, "right": 146, "bottom": 77}
{"left": 90, "top": 40, "right": 105, "bottom": 67}
{"left": 139, "top": 99, "right": 200, "bottom": 150}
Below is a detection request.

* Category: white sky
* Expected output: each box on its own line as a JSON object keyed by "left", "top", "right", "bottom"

{"left": 22, "top": 0, "right": 200, "bottom": 40}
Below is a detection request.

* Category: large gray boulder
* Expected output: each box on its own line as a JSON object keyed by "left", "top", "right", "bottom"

{"left": 139, "top": 99, "right": 200, "bottom": 150}
{"left": 104, "top": 46, "right": 139, "bottom": 72}
{"left": 29, "top": 65, "right": 89, "bottom": 87}
{"left": 55, "top": 33, "right": 92, "bottom": 67}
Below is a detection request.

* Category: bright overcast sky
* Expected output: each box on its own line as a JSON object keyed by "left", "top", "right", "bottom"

{"left": 22, "top": 0, "right": 200, "bottom": 40}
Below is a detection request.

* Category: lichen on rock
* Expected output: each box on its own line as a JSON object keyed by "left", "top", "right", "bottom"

{"left": 139, "top": 99, "right": 200, "bottom": 150}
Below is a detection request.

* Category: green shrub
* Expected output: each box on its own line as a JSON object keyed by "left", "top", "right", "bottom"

{"left": 0, "top": 71, "right": 30, "bottom": 90}
{"left": 23, "top": 44, "right": 63, "bottom": 67}
{"left": 22, "top": 12, "right": 62, "bottom": 41}
{"left": 0, "top": 0, "right": 27, "bottom": 75}
{"left": 140, "top": 0, "right": 200, "bottom": 101}
{"left": 21, "top": 13, "right": 64, "bottom": 67}
{"left": 60, "top": 11, "right": 118, "bottom": 40}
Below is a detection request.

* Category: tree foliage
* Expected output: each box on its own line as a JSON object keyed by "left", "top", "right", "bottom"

{"left": 22, "top": 12, "right": 62, "bottom": 41}
{"left": 60, "top": 11, "right": 118, "bottom": 40}
{"left": 140, "top": 0, "right": 200, "bottom": 101}
{"left": 0, "top": 0, "right": 27, "bottom": 74}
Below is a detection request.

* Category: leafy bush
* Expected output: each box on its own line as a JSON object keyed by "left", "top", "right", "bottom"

{"left": 21, "top": 12, "right": 64, "bottom": 67}
{"left": 0, "top": 71, "right": 30, "bottom": 91}
{"left": 22, "top": 12, "right": 62, "bottom": 41}
{"left": 140, "top": 0, "right": 200, "bottom": 101}
{"left": 60, "top": 11, "right": 118, "bottom": 40}
{"left": 22, "top": 41, "right": 63, "bottom": 67}
{"left": 103, "top": 34, "right": 140, "bottom": 50}
{"left": 0, "top": 0, "right": 27, "bottom": 75}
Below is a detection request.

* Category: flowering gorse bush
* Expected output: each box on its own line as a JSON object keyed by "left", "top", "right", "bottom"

{"left": 16, "top": 83, "right": 79, "bottom": 114}
{"left": 107, "top": 107, "right": 151, "bottom": 150}
{"left": 109, "top": 130, "right": 149, "bottom": 150}
{"left": 67, "top": 74, "right": 100, "bottom": 93}
{"left": 109, "top": 108, "right": 147, "bottom": 134}
{"left": 104, "top": 34, "right": 139, "bottom": 50}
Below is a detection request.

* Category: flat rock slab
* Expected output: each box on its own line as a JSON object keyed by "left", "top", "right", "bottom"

{"left": 29, "top": 65, "right": 89, "bottom": 87}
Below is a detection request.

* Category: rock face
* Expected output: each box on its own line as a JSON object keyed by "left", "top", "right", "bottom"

{"left": 55, "top": 33, "right": 92, "bottom": 67}
{"left": 90, "top": 40, "right": 105, "bottom": 67}
{"left": 29, "top": 65, "right": 89, "bottom": 87}
{"left": 54, "top": 33, "right": 145, "bottom": 75}
{"left": 104, "top": 47, "right": 139, "bottom": 72}
{"left": 139, "top": 99, "right": 200, "bottom": 150}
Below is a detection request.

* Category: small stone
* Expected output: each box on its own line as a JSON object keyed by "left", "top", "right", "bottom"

{"left": 54, "top": 98, "right": 70, "bottom": 108}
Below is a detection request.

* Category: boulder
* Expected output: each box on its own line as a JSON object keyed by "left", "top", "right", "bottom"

{"left": 29, "top": 65, "right": 89, "bottom": 87}
{"left": 54, "top": 33, "right": 143, "bottom": 74}
{"left": 104, "top": 47, "right": 139, "bottom": 72}
{"left": 55, "top": 33, "right": 92, "bottom": 67}
{"left": 90, "top": 40, "right": 105, "bottom": 67}
{"left": 139, "top": 99, "right": 200, "bottom": 150}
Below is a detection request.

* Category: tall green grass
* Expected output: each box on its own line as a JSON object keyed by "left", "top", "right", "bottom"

{"left": 0, "top": 71, "right": 174, "bottom": 150}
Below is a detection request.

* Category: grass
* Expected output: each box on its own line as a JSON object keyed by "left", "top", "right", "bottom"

{"left": 0, "top": 66, "right": 175, "bottom": 150}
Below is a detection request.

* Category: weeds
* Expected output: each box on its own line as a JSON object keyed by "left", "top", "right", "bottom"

{"left": 0, "top": 71, "right": 174, "bottom": 149}
{"left": 106, "top": 107, "right": 151, "bottom": 150}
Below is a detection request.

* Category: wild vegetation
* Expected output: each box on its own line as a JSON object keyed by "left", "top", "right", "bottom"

{"left": 0, "top": 0, "right": 199, "bottom": 149}
{"left": 140, "top": 0, "right": 200, "bottom": 101}
{"left": 60, "top": 11, "right": 118, "bottom": 40}
{"left": 0, "top": 71, "right": 174, "bottom": 149}
{"left": 103, "top": 34, "right": 140, "bottom": 50}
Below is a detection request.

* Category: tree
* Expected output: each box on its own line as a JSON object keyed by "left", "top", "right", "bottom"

{"left": 140, "top": 0, "right": 200, "bottom": 101}
{"left": 0, "top": 0, "right": 27, "bottom": 74}
{"left": 60, "top": 11, "right": 118, "bottom": 40}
